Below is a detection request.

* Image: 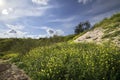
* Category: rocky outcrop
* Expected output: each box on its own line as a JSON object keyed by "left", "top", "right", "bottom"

{"left": 74, "top": 27, "right": 120, "bottom": 47}
{"left": 74, "top": 28, "right": 104, "bottom": 43}
{"left": 0, "top": 61, "right": 31, "bottom": 80}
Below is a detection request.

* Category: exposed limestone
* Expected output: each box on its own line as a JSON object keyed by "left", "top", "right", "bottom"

{"left": 0, "top": 60, "right": 31, "bottom": 80}
{"left": 74, "top": 27, "right": 120, "bottom": 47}
{"left": 74, "top": 28, "right": 104, "bottom": 43}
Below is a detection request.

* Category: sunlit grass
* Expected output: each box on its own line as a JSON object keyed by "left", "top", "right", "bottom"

{"left": 12, "top": 42, "right": 120, "bottom": 80}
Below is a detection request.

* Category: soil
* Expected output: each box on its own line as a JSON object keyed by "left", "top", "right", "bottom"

{"left": 0, "top": 60, "right": 31, "bottom": 80}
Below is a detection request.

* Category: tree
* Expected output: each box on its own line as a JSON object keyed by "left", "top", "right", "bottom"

{"left": 83, "top": 21, "right": 91, "bottom": 30}
{"left": 74, "top": 21, "right": 91, "bottom": 34}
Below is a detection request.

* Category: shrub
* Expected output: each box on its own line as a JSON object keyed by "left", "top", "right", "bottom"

{"left": 12, "top": 43, "right": 120, "bottom": 80}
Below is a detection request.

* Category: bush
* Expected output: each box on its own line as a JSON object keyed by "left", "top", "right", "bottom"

{"left": 74, "top": 21, "right": 91, "bottom": 34}
{"left": 2, "top": 53, "right": 19, "bottom": 60}
{"left": 12, "top": 42, "right": 120, "bottom": 80}
{"left": 0, "top": 35, "right": 74, "bottom": 56}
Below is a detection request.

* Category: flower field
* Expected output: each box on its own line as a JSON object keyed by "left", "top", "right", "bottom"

{"left": 12, "top": 42, "right": 120, "bottom": 80}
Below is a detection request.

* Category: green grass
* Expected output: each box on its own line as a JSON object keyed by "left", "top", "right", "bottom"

{"left": 1, "top": 12, "right": 120, "bottom": 80}
{"left": 91, "top": 13, "right": 120, "bottom": 39}
{"left": 102, "top": 30, "right": 120, "bottom": 39}
{"left": 0, "top": 35, "right": 75, "bottom": 58}
{"left": 104, "top": 22, "right": 120, "bottom": 33}
{"left": 1, "top": 53, "right": 19, "bottom": 60}
{"left": 74, "top": 13, "right": 120, "bottom": 41}
{"left": 12, "top": 42, "right": 120, "bottom": 80}
{"left": 93, "top": 13, "right": 120, "bottom": 29}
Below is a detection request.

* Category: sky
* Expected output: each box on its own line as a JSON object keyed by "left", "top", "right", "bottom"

{"left": 0, "top": 0, "right": 120, "bottom": 38}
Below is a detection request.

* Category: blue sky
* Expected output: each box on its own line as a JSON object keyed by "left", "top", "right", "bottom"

{"left": 0, "top": 0, "right": 120, "bottom": 38}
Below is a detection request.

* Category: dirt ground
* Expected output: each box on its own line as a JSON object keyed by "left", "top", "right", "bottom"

{"left": 0, "top": 60, "right": 31, "bottom": 80}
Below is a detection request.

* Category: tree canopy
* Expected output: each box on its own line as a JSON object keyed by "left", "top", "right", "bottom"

{"left": 74, "top": 21, "right": 91, "bottom": 34}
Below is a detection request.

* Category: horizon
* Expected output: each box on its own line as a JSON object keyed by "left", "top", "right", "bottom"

{"left": 0, "top": 0, "right": 120, "bottom": 38}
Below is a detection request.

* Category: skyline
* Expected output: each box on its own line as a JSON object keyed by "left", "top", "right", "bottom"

{"left": 0, "top": 0, "right": 120, "bottom": 38}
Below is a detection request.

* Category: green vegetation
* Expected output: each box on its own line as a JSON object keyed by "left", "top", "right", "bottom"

{"left": 12, "top": 42, "right": 120, "bottom": 80}
{"left": 74, "top": 21, "right": 91, "bottom": 34}
{"left": 1, "top": 53, "right": 19, "bottom": 60}
{"left": 93, "top": 13, "right": 120, "bottom": 29}
{"left": 0, "top": 35, "right": 75, "bottom": 59}
{"left": 0, "top": 13, "right": 120, "bottom": 80}
{"left": 102, "top": 30, "right": 120, "bottom": 39}
{"left": 92, "top": 13, "right": 120, "bottom": 39}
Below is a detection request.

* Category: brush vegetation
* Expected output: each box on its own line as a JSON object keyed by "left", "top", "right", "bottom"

{"left": 93, "top": 13, "right": 120, "bottom": 39}
{"left": 12, "top": 42, "right": 120, "bottom": 80}
{"left": 0, "top": 13, "right": 120, "bottom": 80}
{"left": 0, "top": 35, "right": 75, "bottom": 59}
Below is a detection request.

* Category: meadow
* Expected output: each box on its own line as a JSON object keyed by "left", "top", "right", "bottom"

{"left": 12, "top": 42, "right": 120, "bottom": 80}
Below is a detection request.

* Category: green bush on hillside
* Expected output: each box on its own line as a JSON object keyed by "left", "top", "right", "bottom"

{"left": 0, "top": 39, "right": 14, "bottom": 52}
{"left": 0, "top": 35, "right": 75, "bottom": 57}
{"left": 12, "top": 43, "right": 120, "bottom": 80}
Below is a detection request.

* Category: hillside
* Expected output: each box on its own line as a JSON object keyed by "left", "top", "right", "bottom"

{"left": 11, "top": 13, "right": 120, "bottom": 80}
{"left": 0, "top": 35, "right": 75, "bottom": 58}
{"left": 12, "top": 43, "right": 120, "bottom": 80}
{"left": 74, "top": 13, "right": 120, "bottom": 47}
{"left": 0, "top": 13, "right": 120, "bottom": 80}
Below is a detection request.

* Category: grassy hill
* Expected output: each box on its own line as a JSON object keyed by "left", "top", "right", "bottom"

{"left": 0, "top": 35, "right": 75, "bottom": 59}
{"left": 0, "top": 13, "right": 120, "bottom": 80}
{"left": 12, "top": 42, "right": 120, "bottom": 80}
{"left": 74, "top": 13, "right": 120, "bottom": 47}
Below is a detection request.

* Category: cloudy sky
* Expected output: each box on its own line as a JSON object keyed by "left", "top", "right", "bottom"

{"left": 0, "top": 0, "right": 120, "bottom": 38}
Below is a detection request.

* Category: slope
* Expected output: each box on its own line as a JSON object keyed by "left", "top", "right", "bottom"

{"left": 74, "top": 13, "right": 120, "bottom": 47}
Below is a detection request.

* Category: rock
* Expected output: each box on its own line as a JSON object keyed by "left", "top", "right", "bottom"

{"left": 74, "top": 28, "right": 104, "bottom": 43}
{"left": 0, "top": 60, "right": 31, "bottom": 80}
{"left": 0, "top": 63, "right": 11, "bottom": 72}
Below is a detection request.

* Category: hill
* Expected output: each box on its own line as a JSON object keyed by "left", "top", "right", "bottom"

{"left": 0, "top": 13, "right": 120, "bottom": 80}
{"left": 0, "top": 35, "right": 75, "bottom": 59}
{"left": 74, "top": 13, "right": 120, "bottom": 47}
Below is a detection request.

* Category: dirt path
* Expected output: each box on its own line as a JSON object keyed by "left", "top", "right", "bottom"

{"left": 0, "top": 59, "right": 31, "bottom": 80}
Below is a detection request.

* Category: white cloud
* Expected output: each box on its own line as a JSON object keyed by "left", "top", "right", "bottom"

{"left": 0, "top": 31, "right": 47, "bottom": 39}
{"left": 0, "top": 0, "right": 53, "bottom": 22}
{"left": 6, "top": 24, "right": 25, "bottom": 30}
{"left": 0, "top": 24, "right": 48, "bottom": 39}
{"left": 0, "top": 7, "right": 51, "bottom": 21}
{"left": 49, "top": 16, "right": 76, "bottom": 23}
{"left": 0, "top": 24, "right": 27, "bottom": 38}
{"left": 32, "top": 0, "right": 49, "bottom": 5}
{"left": 78, "top": 0, "right": 92, "bottom": 4}
{"left": 27, "top": 34, "right": 47, "bottom": 39}
{"left": 40, "top": 26, "right": 64, "bottom": 36}
{"left": 2, "top": 9, "right": 9, "bottom": 15}
{"left": 55, "top": 30, "right": 64, "bottom": 36}
{"left": 0, "top": 29, "right": 27, "bottom": 38}
{"left": 1, "top": 8, "right": 13, "bottom": 15}
{"left": 40, "top": 27, "right": 55, "bottom": 36}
